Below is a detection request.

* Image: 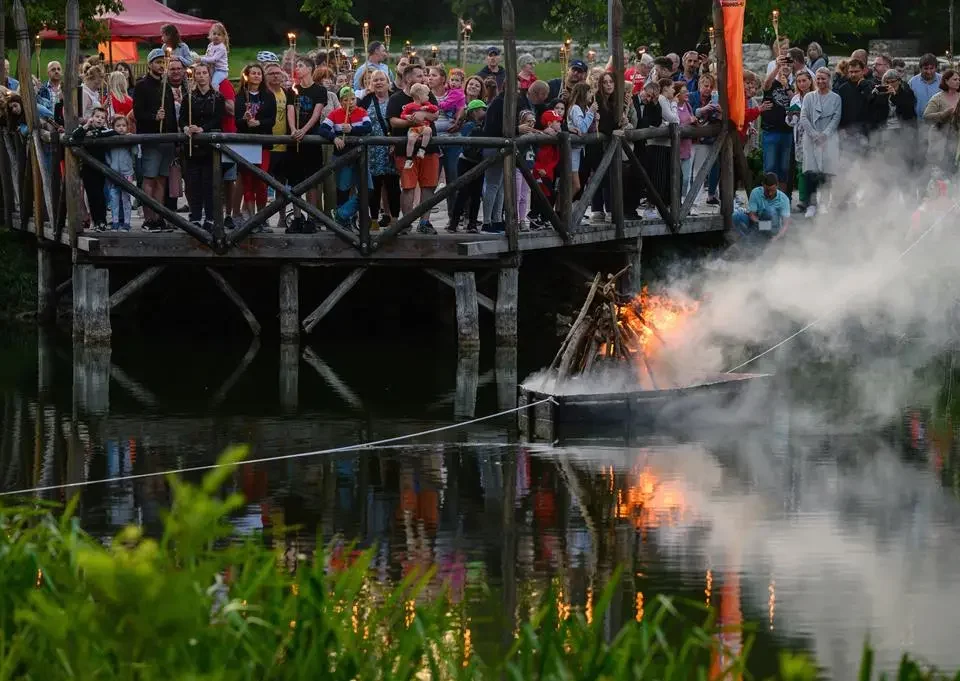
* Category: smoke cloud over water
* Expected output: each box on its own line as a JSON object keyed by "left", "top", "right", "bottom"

{"left": 529, "top": 147, "right": 960, "bottom": 421}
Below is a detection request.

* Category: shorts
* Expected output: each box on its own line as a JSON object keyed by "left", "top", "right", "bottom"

{"left": 396, "top": 154, "right": 440, "bottom": 191}
{"left": 141, "top": 143, "right": 175, "bottom": 178}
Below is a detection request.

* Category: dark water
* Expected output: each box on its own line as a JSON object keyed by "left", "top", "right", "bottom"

{"left": 2, "top": 327, "right": 959, "bottom": 678}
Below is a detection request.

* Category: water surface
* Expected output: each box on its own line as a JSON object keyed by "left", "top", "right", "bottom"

{"left": 1, "top": 328, "right": 958, "bottom": 678}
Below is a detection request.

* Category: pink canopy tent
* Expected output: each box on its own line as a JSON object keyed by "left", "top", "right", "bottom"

{"left": 39, "top": 0, "right": 216, "bottom": 41}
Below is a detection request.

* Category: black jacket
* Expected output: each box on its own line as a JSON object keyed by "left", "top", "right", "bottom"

{"left": 178, "top": 86, "right": 225, "bottom": 158}
{"left": 133, "top": 73, "right": 178, "bottom": 135}
{"left": 235, "top": 88, "right": 277, "bottom": 138}
{"left": 867, "top": 85, "right": 917, "bottom": 130}
{"left": 835, "top": 78, "right": 872, "bottom": 129}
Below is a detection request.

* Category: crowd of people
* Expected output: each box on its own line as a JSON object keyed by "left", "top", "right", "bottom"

{"left": 4, "top": 22, "right": 957, "bottom": 239}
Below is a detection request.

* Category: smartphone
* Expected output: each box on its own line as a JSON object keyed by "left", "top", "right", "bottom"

{"left": 711, "top": 90, "right": 719, "bottom": 105}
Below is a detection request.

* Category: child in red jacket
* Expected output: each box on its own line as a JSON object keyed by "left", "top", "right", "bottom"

{"left": 400, "top": 83, "right": 439, "bottom": 168}
{"left": 528, "top": 110, "right": 563, "bottom": 230}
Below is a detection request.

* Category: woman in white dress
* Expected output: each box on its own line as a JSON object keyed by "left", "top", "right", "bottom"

{"left": 799, "top": 67, "right": 841, "bottom": 217}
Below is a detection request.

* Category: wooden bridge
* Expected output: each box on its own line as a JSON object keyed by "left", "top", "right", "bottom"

{"left": 3, "top": 0, "right": 741, "bottom": 354}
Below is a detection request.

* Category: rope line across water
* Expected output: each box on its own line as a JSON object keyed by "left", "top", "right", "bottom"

{"left": 725, "top": 200, "right": 960, "bottom": 374}
{"left": 0, "top": 397, "right": 556, "bottom": 498}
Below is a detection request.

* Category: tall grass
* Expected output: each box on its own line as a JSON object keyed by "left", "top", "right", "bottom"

{"left": 0, "top": 446, "right": 956, "bottom": 681}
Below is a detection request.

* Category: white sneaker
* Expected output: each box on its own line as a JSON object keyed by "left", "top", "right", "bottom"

{"left": 590, "top": 210, "right": 605, "bottom": 223}
{"left": 804, "top": 205, "right": 817, "bottom": 218}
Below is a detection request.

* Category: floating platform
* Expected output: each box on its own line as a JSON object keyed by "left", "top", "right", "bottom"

{"left": 518, "top": 373, "right": 773, "bottom": 442}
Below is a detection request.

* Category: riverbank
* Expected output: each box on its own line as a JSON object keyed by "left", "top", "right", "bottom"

{"left": 0, "top": 229, "right": 35, "bottom": 319}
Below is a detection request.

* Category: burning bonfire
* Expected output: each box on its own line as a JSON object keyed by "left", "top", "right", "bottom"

{"left": 549, "top": 268, "right": 699, "bottom": 391}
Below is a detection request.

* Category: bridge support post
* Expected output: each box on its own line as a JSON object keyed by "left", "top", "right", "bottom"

{"left": 73, "top": 263, "right": 111, "bottom": 345}
{"left": 623, "top": 237, "right": 643, "bottom": 295}
{"left": 37, "top": 244, "right": 56, "bottom": 324}
{"left": 73, "top": 343, "right": 111, "bottom": 416}
{"left": 279, "top": 263, "right": 299, "bottom": 342}
{"left": 455, "top": 271, "right": 480, "bottom": 351}
{"left": 495, "top": 266, "right": 519, "bottom": 347}
{"left": 279, "top": 341, "right": 299, "bottom": 413}
{"left": 454, "top": 348, "right": 480, "bottom": 419}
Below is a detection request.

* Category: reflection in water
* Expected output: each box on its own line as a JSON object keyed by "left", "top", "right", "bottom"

{"left": 1, "top": 333, "right": 960, "bottom": 678}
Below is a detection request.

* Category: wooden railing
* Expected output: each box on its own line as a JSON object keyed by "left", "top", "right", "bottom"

{"left": 2, "top": 122, "right": 730, "bottom": 258}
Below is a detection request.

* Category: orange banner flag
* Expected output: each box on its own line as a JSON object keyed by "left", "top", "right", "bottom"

{"left": 720, "top": 0, "right": 746, "bottom": 130}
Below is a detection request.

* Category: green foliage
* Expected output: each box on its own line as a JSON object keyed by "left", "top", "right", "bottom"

{"left": 742, "top": 0, "right": 890, "bottom": 46}
{"left": 0, "top": 447, "right": 955, "bottom": 681}
{"left": 24, "top": 0, "right": 124, "bottom": 46}
{"left": 298, "top": 0, "right": 358, "bottom": 31}
{"left": 545, "top": 0, "right": 889, "bottom": 53}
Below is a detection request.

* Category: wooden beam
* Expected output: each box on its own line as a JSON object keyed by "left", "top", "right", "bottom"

{"left": 302, "top": 268, "right": 366, "bottom": 333}
{"left": 56, "top": 277, "right": 73, "bottom": 297}
{"left": 209, "top": 337, "right": 260, "bottom": 407}
{"left": 621, "top": 140, "right": 673, "bottom": 227}
{"left": 610, "top": 0, "right": 626, "bottom": 239}
{"left": 109, "top": 266, "right": 166, "bottom": 310}
{"left": 110, "top": 364, "right": 160, "bottom": 408}
{"left": 571, "top": 140, "right": 619, "bottom": 228}
{"left": 677, "top": 128, "right": 727, "bottom": 222}
{"left": 302, "top": 346, "right": 363, "bottom": 409}
{"left": 279, "top": 263, "right": 299, "bottom": 341}
{"left": 424, "top": 268, "right": 495, "bottom": 311}
{"left": 495, "top": 266, "right": 519, "bottom": 347}
{"left": 64, "top": 0, "right": 81, "bottom": 248}
{"left": 515, "top": 157, "right": 567, "bottom": 239}
{"left": 220, "top": 144, "right": 360, "bottom": 250}
{"left": 669, "top": 123, "right": 683, "bottom": 227}
{"left": 11, "top": 0, "right": 45, "bottom": 238}
{"left": 501, "top": 0, "right": 519, "bottom": 252}
{"left": 211, "top": 148, "right": 225, "bottom": 245}
{"left": 557, "top": 132, "right": 574, "bottom": 229}
{"left": 206, "top": 267, "right": 261, "bottom": 336}
{"left": 357, "top": 146, "right": 371, "bottom": 253}
{"left": 454, "top": 271, "right": 480, "bottom": 350}
{"left": 226, "top": 146, "right": 361, "bottom": 247}
{"left": 374, "top": 149, "right": 507, "bottom": 250}
{"left": 72, "top": 147, "right": 215, "bottom": 247}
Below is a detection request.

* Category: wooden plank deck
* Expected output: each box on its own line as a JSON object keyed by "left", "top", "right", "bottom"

{"left": 10, "top": 205, "right": 724, "bottom": 263}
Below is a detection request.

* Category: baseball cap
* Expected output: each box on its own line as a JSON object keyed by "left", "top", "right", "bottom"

{"left": 486, "top": 46, "right": 501, "bottom": 56}
{"left": 569, "top": 59, "right": 588, "bottom": 72}
{"left": 257, "top": 50, "right": 280, "bottom": 64}
{"left": 465, "top": 99, "right": 487, "bottom": 112}
{"left": 147, "top": 48, "right": 166, "bottom": 63}
{"left": 540, "top": 109, "right": 562, "bottom": 126}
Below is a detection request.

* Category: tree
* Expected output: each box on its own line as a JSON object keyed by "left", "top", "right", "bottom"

{"left": 299, "top": 0, "right": 358, "bottom": 33}
{"left": 22, "top": 0, "right": 123, "bottom": 45}
{"left": 546, "top": 0, "right": 889, "bottom": 54}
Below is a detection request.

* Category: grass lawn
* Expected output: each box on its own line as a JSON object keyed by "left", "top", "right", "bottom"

{"left": 22, "top": 44, "right": 564, "bottom": 81}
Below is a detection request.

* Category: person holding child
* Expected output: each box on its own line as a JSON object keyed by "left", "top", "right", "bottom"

{"left": 201, "top": 22, "right": 231, "bottom": 89}
{"left": 400, "top": 83, "right": 438, "bottom": 170}
{"left": 527, "top": 109, "right": 563, "bottom": 230}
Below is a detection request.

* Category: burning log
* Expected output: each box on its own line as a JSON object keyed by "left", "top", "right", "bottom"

{"left": 551, "top": 269, "right": 699, "bottom": 389}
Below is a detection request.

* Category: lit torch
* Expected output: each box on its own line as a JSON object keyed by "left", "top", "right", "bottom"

{"left": 35, "top": 33, "right": 42, "bottom": 79}
{"left": 384, "top": 25, "right": 392, "bottom": 58}
{"left": 460, "top": 19, "right": 473, "bottom": 70}
{"left": 292, "top": 84, "right": 300, "bottom": 152}
{"left": 708, "top": 26, "right": 715, "bottom": 53}
{"left": 324, "top": 25, "right": 332, "bottom": 50}
{"left": 186, "top": 67, "right": 193, "bottom": 157}
{"left": 159, "top": 45, "right": 172, "bottom": 133}
{"left": 287, "top": 32, "right": 297, "bottom": 84}
{"left": 431, "top": 45, "right": 439, "bottom": 61}
{"left": 362, "top": 22, "right": 370, "bottom": 55}
{"left": 771, "top": 9, "right": 781, "bottom": 56}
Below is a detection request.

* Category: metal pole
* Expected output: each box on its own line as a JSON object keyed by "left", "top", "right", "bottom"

{"left": 951, "top": 1, "right": 955, "bottom": 65}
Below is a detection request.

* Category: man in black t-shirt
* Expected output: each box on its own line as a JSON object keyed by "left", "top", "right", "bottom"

{"left": 760, "top": 66, "right": 794, "bottom": 194}
{"left": 386, "top": 63, "right": 440, "bottom": 234}
{"left": 286, "top": 57, "right": 329, "bottom": 233}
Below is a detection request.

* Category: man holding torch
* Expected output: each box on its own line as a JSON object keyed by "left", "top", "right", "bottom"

{"left": 180, "top": 62, "right": 225, "bottom": 231}
{"left": 133, "top": 48, "right": 178, "bottom": 232}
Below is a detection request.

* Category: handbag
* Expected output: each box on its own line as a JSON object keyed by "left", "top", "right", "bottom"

{"left": 168, "top": 159, "right": 183, "bottom": 198}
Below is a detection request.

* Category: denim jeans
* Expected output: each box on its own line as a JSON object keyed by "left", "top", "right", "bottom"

{"left": 761, "top": 130, "right": 793, "bottom": 184}
{"left": 482, "top": 157, "right": 504, "bottom": 227}
{"left": 334, "top": 161, "right": 373, "bottom": 221}
{"left": 680, "top": 157, "right": 694, "bottom": 200}
{"left": 107, "top": 177, "right": 134, "bottom": 229}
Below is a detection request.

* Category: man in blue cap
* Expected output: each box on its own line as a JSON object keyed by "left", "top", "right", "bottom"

{"left": 134, "top": 47, "right": 178, "bottom": 231}
{"left": 547, "top": 59, "right": 588, "bottom": 101}
{"left": 475, "top": 46, "right": 505, "bottom": 93}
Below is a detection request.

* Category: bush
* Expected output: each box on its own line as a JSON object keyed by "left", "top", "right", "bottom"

{"left": 0, "top": 447, "right": 955, "bottom": 681}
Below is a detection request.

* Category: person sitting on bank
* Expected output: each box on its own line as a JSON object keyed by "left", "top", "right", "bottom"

{"left": 732, "top": 172, "right": 791, "bottom": 244}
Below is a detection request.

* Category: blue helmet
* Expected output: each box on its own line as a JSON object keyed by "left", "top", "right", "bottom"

{"left": 257, "top": 50, "right": 280, "bottom": 64}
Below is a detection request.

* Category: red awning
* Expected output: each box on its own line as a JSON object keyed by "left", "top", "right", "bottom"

{"left": 40, "top": 0, "right": 216, "bottom": 41}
